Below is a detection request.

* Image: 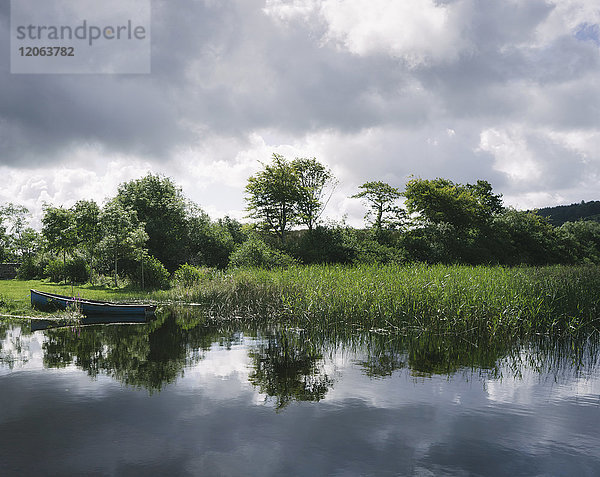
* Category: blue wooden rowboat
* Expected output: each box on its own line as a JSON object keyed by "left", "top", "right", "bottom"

{"left": 30, "top": 289, "right": 156, "bottom": 317}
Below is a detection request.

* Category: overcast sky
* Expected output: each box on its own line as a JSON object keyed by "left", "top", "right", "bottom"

{"left": 1, "top": 0, "right": 599, "bottom": 227}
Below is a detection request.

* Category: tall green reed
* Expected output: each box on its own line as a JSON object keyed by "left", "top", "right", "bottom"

{"left": 166, "top": 264, "right": 600, "bottom": 337}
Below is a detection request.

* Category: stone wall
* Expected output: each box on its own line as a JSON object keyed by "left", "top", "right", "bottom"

{"left": 0, "top": 263, "right": 20, "bottom": 280}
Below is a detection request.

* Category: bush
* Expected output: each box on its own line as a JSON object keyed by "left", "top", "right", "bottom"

{"left": 288, "top": 226, "right": 356, "bottom": 264}
{"left": 352, "top": 238, "right": 405, "bottom": 264}
{"left": 173, "top": 263, "right": 213, "bottom": 287}
{"left": 43, "top": 259, "right": 65, "bottom": 282}
{"left": 229, "top": 235, "right": 296, "bottom": 269}
{"left": 491, "top": 210, "right": 566, "bottom": 265}
{"left": 341, "top": 229, "right": 404, "bottom": 264}
{"left": 16, "top": 256, "right": 39, "bottom": 280}
{"left": 17, "top": 252, "right": 53, "bottom": 280}
{"left": 65, "top": 255, "right": 90, "bottom": 284}
{"left": 127, "top": 255, "right": 171, "bottom": 289}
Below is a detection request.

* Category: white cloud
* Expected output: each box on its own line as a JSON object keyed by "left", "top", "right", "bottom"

{"left": 534, "top": 0, "right": 600, "bottom": 46}
{"left": 0, "top": 146, "right": 154, "bottom": 227}
{"left": 479, "top": 127, "right": 543, "bottom": 182}
{"left": 263, "top": 0, "right": 320, "bottom": 22}
{"left": 265, "top": 0, "right": 471, "bottom": 66}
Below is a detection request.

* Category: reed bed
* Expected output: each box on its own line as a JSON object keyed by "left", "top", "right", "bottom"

{"left": 166, "top": 264, "right": 600, "bottom": 336}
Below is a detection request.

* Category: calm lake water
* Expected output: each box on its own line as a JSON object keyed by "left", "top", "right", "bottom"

{"left": 1, "top": 311, "right": 599, "bottom": 476}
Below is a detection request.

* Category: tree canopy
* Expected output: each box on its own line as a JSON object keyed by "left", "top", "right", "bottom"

{"left": 41, "top": 205, "right": 77, "bottom": 265}
{"left": 99, "top": 200, "right": 148, "bottom": 287}
{"left": 292, "top": 157, "right": 335, "bottom": 232}
{"left": 403, "top": 177, "right": 503, "bottom": 229}
{"left": 245, "top": 154, "right": 337, "bottom": 242}
{"left": 6, "top": 168, "right": 600, "bottom": 281}
{"left": 116, "top": 173, "right": 190, "bottom": 271}
{"left": 352, "top": 181, "right": 405, "bottom": 231}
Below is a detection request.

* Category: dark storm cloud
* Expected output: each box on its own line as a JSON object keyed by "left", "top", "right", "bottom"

{"left": 0, "top": 0, "right": 421, "bottom": 165}
{"left": 0, "top": 75, "right": 189, "bottom": 165}
{"left": 0, "top": 0, "right": 598, "bottom": 213}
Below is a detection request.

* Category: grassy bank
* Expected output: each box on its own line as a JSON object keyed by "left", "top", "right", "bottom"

{"left": 167, "top": 264, "right": 600, "bottom": 336}
{"left": 2, "top": 264, "right": 600, "bottom": 336}
{"left": 0, "top": 280, "right": 157, "bottom": 318}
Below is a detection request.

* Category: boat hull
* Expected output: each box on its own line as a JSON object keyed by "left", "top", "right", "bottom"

{"left": 30, "top": 289, "right": 156, "bottom": 317}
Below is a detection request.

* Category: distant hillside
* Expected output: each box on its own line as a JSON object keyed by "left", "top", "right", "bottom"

{"left": 535, "top": 200, "right": 600, "bottom": 226}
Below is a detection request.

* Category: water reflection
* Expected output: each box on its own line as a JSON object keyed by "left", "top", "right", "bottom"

{"left": 0, "top": 309, "right": 598, "bottom": 398}
{"left": 2, "top": 310, "right": 600, "bottom": 476}
{"left": 249, "top": 330, "right": 333, "bottom": 410}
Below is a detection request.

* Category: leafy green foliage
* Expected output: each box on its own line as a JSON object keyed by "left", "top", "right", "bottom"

{"left": 292, "top": 157, "right": 335, "bottom": 231}
{"left": 44, "top": 259, "right": 65, "bottom": 282}
{"left": 65, "top": 254, "right": 91, "bottom": 284}
{"left": 186, "top": 212, "right": 236, "bottom": 269}
{"left": 558, "top": 220, "right": 600, "bottom": 263}
{"left": 245, "top": 154, "right": 302, "bottom": 243}
{"left": 7, "top": 173, "right": 600, "bottom": 277}
{"left": 404, "top": 177, "right": 502, "bottom": 229}
{"left": 72, "top": 199, "right": 100, "bottom": 277}
{"left": 0, "top": 203, "right": 40, "bottom": 261}
{"left": 125, "top": 255, "right": 170, "bottom": 289}
{"left": 173, "top": 263, "right": 207, "bottom": 287}
{"left": 229, "top": 235, "right": 296, "bottom": 269}
{"left": 287, "top": 225, "right": 356, "bottom": 264}
{"left": 537, "top": 200, "right": 600, "bottom": 226}
{"left": 352, "top": 181, "right": 405, "bottom": 231}
{"left": 116, "top": 174, "right": 189, "bottom": 271}
{"left": 16, "top": 255, "right": 38, "bottom": 279}
{"left": 217, "top": 216, "right": 248, "bottom": 245}
{"left": 490, "top": 209, "right": 565, "bottom": 265}
{"left": 98, "top": 200, "right": 148, "bottom": 286}
{"left": 12, "top": 227, "right": 41, "bottom": 260}
{"left": 336, "top": 228, "right": 403, "bottom": 264}
{"left": 42, "top": 205, "right": 77, "bottom": 265}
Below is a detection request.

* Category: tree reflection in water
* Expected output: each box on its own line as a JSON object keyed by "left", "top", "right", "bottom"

{"left": 249, "top": 330, "right": 333, "bottom": 410}
{"left": 0, "top": 309, "right": 598, "bottom": 403}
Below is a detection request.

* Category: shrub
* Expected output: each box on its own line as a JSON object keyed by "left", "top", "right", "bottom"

{"left": 128, "top": 255, "right": 171, "bottom": 289}
{"left": 288, "top": 226, "right": 356, "bottom": 264}
{"left": 16, "top": 256, "right": 39, "bottom": 280}
{"left": 65, "top": 255, "right": 90, "bottom": 284}
{"left": 17, "top": 252, "right": 53, "bottom": 280}
{"left": 229, "top": 235, "right": 296, "bottom": 269}
{"left": 43, "top": 259, "right": 65, "bottom": 282}
{"left": 342, "top": 229, "right": 405, "bottom": 264}
{"left": 173, "top": 263, "right": 212, "bottom": 287}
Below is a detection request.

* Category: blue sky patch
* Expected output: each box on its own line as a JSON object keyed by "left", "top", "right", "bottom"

{"left": 575, "top": 23, "right": 600, "bottom": 45}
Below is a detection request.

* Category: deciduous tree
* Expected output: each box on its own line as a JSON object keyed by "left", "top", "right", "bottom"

{"left": 292, "top": 157, "right": 336, "bottom": 232}
{"left": 116, "top": 174, "right": 189, "bottom": 271}
{"left": 403, "top": 177, "right": 503, "bottom": 229}
{"left": 42, "top": 205, "right": 77, "bottom": 267}
{"left": 0, "top": 203, "right": 40, "bottom": 261}
{"left": 245, "top": 154, "right": 302, "bottom": 243}
{"left": 352, "top": 181, "right": 404, "bottom": 231}
{"left": 99, "top": 200, "right": 148, "bottom": 287}
{"left": 72, "top": 199, "right": 101, "bottom": 278}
